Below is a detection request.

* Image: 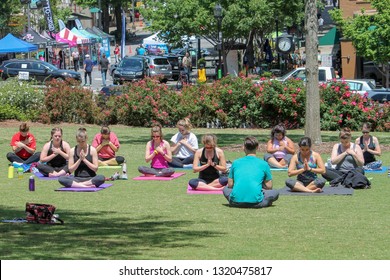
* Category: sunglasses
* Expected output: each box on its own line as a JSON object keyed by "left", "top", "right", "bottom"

{"left": 362, "top": 131, "right": 370, "bottom": 134}
{"left": 152, "top": 136, "right": 161, "bottom": 138}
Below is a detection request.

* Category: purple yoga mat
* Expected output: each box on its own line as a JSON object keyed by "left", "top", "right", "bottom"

{"left": 132, "top": 172, "right": 185, "bottom": 181}
{"left": 55, "top": 183, "right": 113, "bottom": 192}
{"left": 186, "top": 185, "right": 223, "bottom": 194}
{"left": 34, "top": 172, "right": 74, "bottom": 180}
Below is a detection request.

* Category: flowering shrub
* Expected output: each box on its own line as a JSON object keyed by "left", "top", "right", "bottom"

{"left": 44, "top": 79, "right": 98, "bottom": 124}
{"left": 0, "top": 78, "right": 45, "bottom": 121}
{"left": 320, "top": 80, "right": 390, "bottom": 131}
{"left": 2, "top": 75, "right": 389, "bottom": 131}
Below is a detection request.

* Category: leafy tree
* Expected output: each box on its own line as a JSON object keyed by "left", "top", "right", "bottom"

{"left": 0, "top": 0, "right": 27, "bottom": 37}
{"left": 141, "top": 0, "right": 305, "bottom": 71}
{"left": 330, "top": 0, "right": 390, "bottom": 87}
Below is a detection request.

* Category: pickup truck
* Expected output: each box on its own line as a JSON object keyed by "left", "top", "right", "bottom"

{"left": 275, "top": 66, "right": 336, "bottom": 83}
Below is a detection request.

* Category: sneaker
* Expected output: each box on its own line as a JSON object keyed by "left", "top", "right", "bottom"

{"left": 120, "top": 174, "right": 128, "bottom": 180}
{"left": 182, "top": 164, "right": 193, "bottom": 169}
{"left": 111, "top": 172, "right": 120, "bottom": 180}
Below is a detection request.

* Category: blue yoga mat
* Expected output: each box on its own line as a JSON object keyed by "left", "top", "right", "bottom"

{"left": 365, "top": 166, "right": 388, "bottom": 174}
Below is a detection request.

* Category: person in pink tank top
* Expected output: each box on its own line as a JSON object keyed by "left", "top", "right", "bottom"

{"left": 138, "top": 124, "right": 175, "bottom": 177}
{"left": 264, "top": 124, "right": 295, "bottom": 168}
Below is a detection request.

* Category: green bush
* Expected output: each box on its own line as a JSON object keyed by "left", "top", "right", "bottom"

{"left": 0, "top": 78, "right": 45, "bottom": 121}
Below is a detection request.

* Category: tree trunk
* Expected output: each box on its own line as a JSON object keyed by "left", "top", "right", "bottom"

{"left": 102, "top": 1, "right": 110, "bottom": 33}
{"left": 115, "top": 5, "right": 122, "bottom": 37}
{"left": 304, "top": 0, "right": 322, "bottom": 144}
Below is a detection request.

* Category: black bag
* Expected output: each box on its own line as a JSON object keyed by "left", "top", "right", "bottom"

{"left": 330, "top": 170, "right": 371, "bottom": 189}
{"left": 25, "top": 203, "right": 64, "bottom": 224}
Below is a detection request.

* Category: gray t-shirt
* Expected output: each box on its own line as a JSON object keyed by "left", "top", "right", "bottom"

{"left": 99, "top": 58, "right": 110, "bottom": 70}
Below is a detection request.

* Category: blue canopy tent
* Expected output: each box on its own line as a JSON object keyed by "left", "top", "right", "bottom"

{"left": 0, "top": 33, "right": 38, "bottom": 53}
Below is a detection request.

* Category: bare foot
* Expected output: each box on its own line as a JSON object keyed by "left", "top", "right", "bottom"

{"left": 144, "top": 174, "right": 156, "bottom": 177}
{"left": 312, "top": 188, "right": 322, "bottom": 193}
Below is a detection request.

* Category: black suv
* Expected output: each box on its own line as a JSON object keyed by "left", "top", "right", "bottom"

{"left": 112, "top": 56, "right": 147, "bottom": 84}
{"left": 0, "top": 59, "right": 81, "bottom": 83}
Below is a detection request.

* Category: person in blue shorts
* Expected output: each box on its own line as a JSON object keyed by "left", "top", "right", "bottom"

{"left": 223, "top": 136, "right": 279, "bottom": 208}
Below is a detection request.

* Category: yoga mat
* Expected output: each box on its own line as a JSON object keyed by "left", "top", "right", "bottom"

{"left": 365, "top": 166, "right": 388, "bottom": 174}
{"left": 174, "top": 164, "right": 193, "bottom": 170}
{"left": 132, "top": 172, "right": 185, "bottom": 181}
{"left": 270, "top": 168, "right": 288, "bottom": 171}
{"left": 34, "top": 172, "right": 73, "bottom": 180}
{"left": 99, "top": 165, "right": 122, "bottom": 169}
{"left": 55, "top": 183, "right": 113, "bottom": 192}
{"left": 186, "top": 185, "right": 223, "bottom": 194}
{"left": 278, "top": 186, "right": 354, "bottom": 196}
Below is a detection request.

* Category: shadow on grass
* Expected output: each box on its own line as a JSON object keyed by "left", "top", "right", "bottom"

{"left": 0, "top": 206, "right": 224, "bottom": 260}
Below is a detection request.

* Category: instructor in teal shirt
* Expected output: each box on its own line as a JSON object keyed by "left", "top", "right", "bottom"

{"left": 223, "top": 136, "right": 279, "bottom": 208}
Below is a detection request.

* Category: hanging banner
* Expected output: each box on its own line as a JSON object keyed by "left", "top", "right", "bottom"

{"left": 42, "top": 0, "right": 56, "bottom": 33}
{"left": 121, "top": 10, "right": 126, "bottom": 58}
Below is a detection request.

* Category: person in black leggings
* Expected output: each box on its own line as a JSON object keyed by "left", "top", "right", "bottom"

{"left": 188, "top": 134, "right": 228, "bottom": 191}
{"left": 59, "top": 128, "right": 105, "bottom": 188}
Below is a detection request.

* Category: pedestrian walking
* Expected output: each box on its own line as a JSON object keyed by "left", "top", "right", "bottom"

{"left": 99, "top": 53, "right": 110, "bottom": 86}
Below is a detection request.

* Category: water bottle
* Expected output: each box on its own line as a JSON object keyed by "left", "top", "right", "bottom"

{"left": 29, "top": 176, "right": 35, "bottom": 191}
{"left": 17, "top": 167, "right": 24, "bottom": 179}
{"left": 8, "top": 165, "right": 14, "bottom": 179}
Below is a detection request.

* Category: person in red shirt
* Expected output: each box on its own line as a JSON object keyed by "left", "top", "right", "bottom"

{"left": 7, "top": 122, "right": 40, "bottom": 165}
{"left": 92, "top": 126, "right": 125, "bottom": 166}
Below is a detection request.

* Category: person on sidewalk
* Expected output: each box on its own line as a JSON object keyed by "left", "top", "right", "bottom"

{"left": 223, "top": 136, "right": 279, "bottom": 208}
{"left": 98, "top": 53, "right": 110, "bottom": 86}
{"left": 7, "top": 122, "right": 41, "bottom": 167}
{"left": 83, "top": 54, "right": 93, "bottom": 86}
{"left": 71, "top": 49, "right": 80, "bottom": 71}
{"left": 114, "top": 44, "right": 120, "bottom": 63}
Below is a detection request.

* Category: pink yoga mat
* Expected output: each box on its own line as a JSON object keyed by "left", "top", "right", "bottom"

{"left": 55, "top": 183, "right": 113, "bottom": 192}
{"left": 132, "top": 172, "right": 185, "bottom": 181}
{"left": 186, "top": 185, "right": 223, "bottom": 194}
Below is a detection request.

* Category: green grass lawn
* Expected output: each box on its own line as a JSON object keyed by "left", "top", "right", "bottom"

{"left": 0, "top": 124, "right": 389, "bottom": 260}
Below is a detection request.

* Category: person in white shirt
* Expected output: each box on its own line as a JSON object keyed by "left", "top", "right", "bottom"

{"left": 169, "top": 118, "right": 198, "bottom": 168}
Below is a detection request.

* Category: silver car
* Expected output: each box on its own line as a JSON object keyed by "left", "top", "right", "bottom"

{"left": 143, "top": 55, "right": 172, "bottom": 82}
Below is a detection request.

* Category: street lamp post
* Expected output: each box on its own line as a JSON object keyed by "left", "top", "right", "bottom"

{"left": 275, "top": 15, "right": 280, "bottom": 69}
{"left": 214, "top": 3, "right": 222, "bottom": 79}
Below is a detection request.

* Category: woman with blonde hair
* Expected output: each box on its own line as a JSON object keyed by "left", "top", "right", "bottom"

{"left": 189, "top": 134, "right": 228, "bottom": 191}
{"left": 169, "top": 118, "right": 198, "bottom": 168}
{"left": 138, "top": 124, "right": 175, "bottom": 177}
{"left": 323, "top": 127, "right": 364, "bottom": 181}
{"left": 58, "top": 128, "right": 105, "bottom": 188}
{"left": 37, "top": 127, "right": 71, "bottom": 177}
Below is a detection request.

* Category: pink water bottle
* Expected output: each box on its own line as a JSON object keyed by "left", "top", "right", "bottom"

{"left": 29, "top": 175, "right": 35, "bottom": 191}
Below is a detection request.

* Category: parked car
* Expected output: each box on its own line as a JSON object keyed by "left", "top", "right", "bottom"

{"left": 275, "top": 66, "right": 336, "bottom": 83}
{"left": 142, "top": 55, "right": 172, "bottom": 83}
{"left": 0, "top": 59, "right": 81, "bottom": 83}
{"left": 367, "top": 88, "right": 390, "bottom": 103}
{"left": 112, "top": 56, "right": 147, "bottom": 84}
{"left": 340, "top": 79, "right": 380, "bottom": 96}
{"left": 162, "top": 54, "right": 180, "bottom": 80}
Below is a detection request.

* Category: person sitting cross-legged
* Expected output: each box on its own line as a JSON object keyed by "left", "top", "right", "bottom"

{"left": 37, "top": 127, "right": 71, "bottom": 177}
{"left": 58, "top": 128, "right": 105, "bottom": 188}
{"left": 138, "top": 124, "right": 175, "bottom": 177}
{"left": 286, "top": 137, "right": 326, "bottom": 193}
{"left": 188, "top": 134, "right": 228, "bottom": 191}
{"left": 223, "top": 136, "right": 279, "bottom": 208}
{"left": 7, "top": 122, "right": 41, "bottom": 168}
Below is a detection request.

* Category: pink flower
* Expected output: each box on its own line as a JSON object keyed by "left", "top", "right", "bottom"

{"left": 243, "top": 105, "right": 247, "bottom": 110}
